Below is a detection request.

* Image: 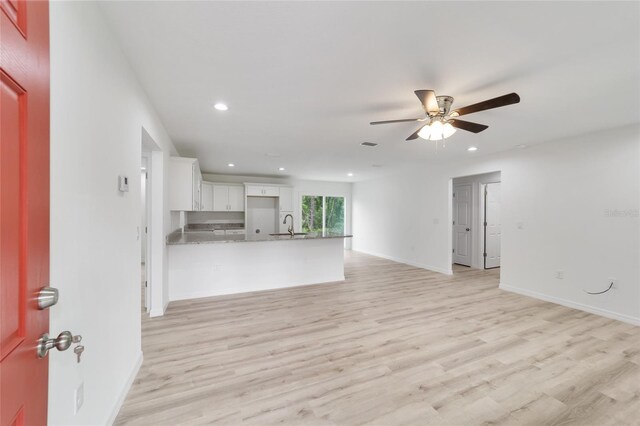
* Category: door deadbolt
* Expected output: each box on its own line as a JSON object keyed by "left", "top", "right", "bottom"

{"left": 37, "top": 286, "right": 59, "bottom": 310}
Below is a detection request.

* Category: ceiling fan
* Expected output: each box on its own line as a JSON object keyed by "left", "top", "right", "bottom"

{"left": 370, "top": 90, "right": 520, "bottom": 141}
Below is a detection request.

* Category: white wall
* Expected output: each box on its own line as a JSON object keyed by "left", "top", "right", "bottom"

{"left": 353, "top": 124, "right": 640, "bottom": 324}
{"left": 50, "top": 2, "right": 178, "bottom": 425}
{"left": 202, "top": 174, "right": 353, "bottom": 248}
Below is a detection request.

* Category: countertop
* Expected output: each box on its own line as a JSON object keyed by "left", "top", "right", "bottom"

{"left": 167, "top": 230, "right": 353, "bottom": 245}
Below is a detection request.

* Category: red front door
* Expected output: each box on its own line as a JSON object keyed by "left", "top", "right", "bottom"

{"left": 1, "top": 1, "right": 50, "bottom": 425}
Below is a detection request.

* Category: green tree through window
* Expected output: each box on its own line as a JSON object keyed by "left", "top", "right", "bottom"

{"left": 301, "top": 195, "right": 344, "bottom": 234}
{"left": 302, "top": 195, "right": 323, "bottom": 233}
{"left": 325, "top": 197, "right": 345, "bottom": 233}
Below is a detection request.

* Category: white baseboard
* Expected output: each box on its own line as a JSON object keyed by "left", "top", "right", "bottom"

{"left": 149, "top": 308, "right": 164, "bottom": 317}
{"left": 500, "top": 283, "right": 640, "bottom": 326}
{"left": 352, "top": 249, "right": 453, "bottom": 276}
{"left": 106, "top": 351, "right": 143, "bottom": 425}
{"left": 149, "top": 300, "right": 169, "bottom": 317}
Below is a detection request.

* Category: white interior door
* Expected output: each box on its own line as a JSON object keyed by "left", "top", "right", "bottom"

{"left": 484, "top": 182, "right": 501, "bottom": 269}
{"left": 453, "top": 184, "right": 472, "bottom": 266}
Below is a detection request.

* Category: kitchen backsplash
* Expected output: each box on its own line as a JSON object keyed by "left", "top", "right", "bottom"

{"left": 187, "top": 211, "right": 245, "bottom": 225}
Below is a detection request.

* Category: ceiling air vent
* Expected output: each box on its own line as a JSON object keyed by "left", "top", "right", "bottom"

{"left": 360, "top": 142, "right": 378, "bottom": 147}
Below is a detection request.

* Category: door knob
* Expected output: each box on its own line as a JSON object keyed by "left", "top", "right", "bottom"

{"left": 37, "top": 331, "right": 82, "bottom": 358}
{"left": 466, "top": 228, "right": 470, "bottom": 231}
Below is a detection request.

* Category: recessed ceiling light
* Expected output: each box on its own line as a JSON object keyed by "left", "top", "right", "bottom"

{"left": 214, "top": 103, "right": 228, "bottom": 111}
{"left": 278, "top": 167, "right": 285, "bottom": 171}
{"left": 467, "top": 146, "right": 478, "bottom": 152}
{"left": 227, "top": 163, "right": 235, "bottom": 167}
{"left": 347, "top": 172, "right": 354, "bottom": 177}
{"left": 361, "top": 142, "right": 378, "bottom": 147}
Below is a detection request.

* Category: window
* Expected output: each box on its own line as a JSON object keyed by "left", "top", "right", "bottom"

{"left": 302, "top": 195, "right": 345, "bottom": 234}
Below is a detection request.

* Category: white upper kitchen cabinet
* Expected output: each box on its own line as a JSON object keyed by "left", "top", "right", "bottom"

{"left": 212, "top": 185, "right": 227, "bottom": 211}
{"left": 169, "top": 157, "right": 202, "bottom": 211}
{"left": 279, "top": 187, "right": 293, "bottom": 212}
{"left": 228, "top": 185, "right": 245, "bottom": 211}
{"left": 213, "top": 184, "right": 245, "bottom": 212}
{"left": 246, "top": 185, "right": 279, "bottom": 197}
{"left": 201, "top": 182, "right": 214, "bottom": 211}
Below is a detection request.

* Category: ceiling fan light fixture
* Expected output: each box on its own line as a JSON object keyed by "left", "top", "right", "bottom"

{"left": 417, "top": 125, "right": 432, "bottom": 140}
{"left": 442, "top": 122, "right": 457, "bottom": 138}
{"left": 429, "top": 120, "right": 444, "bottom": 140}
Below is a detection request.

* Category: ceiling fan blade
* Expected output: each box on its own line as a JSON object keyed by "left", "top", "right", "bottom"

{"left": 406, "top": 124, "right": 428, "bottom": 141}
{"left": 370, "top": 118, "right": 423, "bottom": 125}
{"left": 454, "top": 92, "right": 520, "bottom": 117}
{"left": 414, "top": 90, "right": 439, "bottom": 115}
{"left": 449, "top": 119, "right": 489, "bottom": 133}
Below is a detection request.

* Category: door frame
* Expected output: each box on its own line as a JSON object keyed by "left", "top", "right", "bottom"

{"left": 447, "top": 172, "right": 502, "bottom": 272}
{"left": 141, "top": 153, "right": 151, "bottom": 312}
{"left": 141, "top": 128, "right": 164, "bottom": 316}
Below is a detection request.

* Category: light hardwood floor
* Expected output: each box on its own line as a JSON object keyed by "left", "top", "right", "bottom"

{"left": 116, "top": 251, "right": 640, "bottom": 425}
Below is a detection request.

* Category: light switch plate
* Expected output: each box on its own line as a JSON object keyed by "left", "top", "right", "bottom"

{"left": 118, "top": 175, "right": 129, "bottom": 192}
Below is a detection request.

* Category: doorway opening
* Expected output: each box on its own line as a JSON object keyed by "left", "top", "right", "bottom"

{"left": 451, "top": 171, "right": 501, "bottom": 272}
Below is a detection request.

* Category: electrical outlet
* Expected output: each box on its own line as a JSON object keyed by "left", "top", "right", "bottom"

{"left": 74, "top": 383, "right": 84, "bottom": 414}
{"left": 555, "top": 271, "right": 564, "bottom": 280}
{"left": 608, "top": 277, "right": 618, "bottom": 289}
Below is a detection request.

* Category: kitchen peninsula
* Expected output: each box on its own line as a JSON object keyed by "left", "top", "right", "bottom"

{"left": 167, "top": 230, "right": 352, "bottom": 301}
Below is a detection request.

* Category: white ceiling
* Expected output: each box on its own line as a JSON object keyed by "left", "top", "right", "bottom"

{"left": 101, "top": 1, "right": 639, "bottom": 182}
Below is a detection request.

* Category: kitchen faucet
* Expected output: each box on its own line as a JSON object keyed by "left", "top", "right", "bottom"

{"left": 283, "top": 214, "right": 294, "bottom": 236}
